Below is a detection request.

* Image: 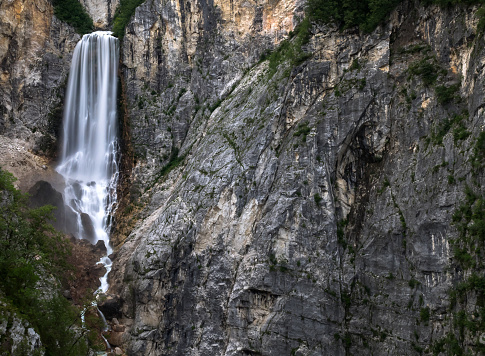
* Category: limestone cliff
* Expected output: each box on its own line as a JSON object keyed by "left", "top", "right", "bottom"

{"left": 80, "top": 0, "right": 119, "bottom": 28}
{"left": 0, "top": 0, "right": 79, "bottom": 158}
{"left": 110, "top": 0, "right": 485, "bottom": 355}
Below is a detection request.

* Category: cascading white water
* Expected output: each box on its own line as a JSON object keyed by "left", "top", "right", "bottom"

{"left": 57, "top": 31, "right": 119, "bottom": 294}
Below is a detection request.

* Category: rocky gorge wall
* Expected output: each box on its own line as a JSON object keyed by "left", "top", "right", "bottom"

{"left": 109, "top": 0, "right": 485, "bottom": 355}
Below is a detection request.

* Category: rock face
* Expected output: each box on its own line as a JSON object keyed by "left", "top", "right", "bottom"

{"left": 113, "top": 0, "right": 305, "bottom": 213}
{"left": 0, "top": 304, "right": 43, "bottom": 355}
{"left": 109, "top": 1, "right": 485, "bottom": 355}
{"left": 0, "top": 0, "right": 79, "bottom": 157}
{"left": 64, "top": 238, "right": 108, "bottom": 304}
{"left": 80, "top": 0, "right": 119, "bottom": 29}
{"left": 0, "top": 136, "right": 65, "bottom": 192}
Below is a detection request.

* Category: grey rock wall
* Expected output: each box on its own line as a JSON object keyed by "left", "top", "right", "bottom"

{"left": 110, "top": 1, "right": 485, "bottom": 355}
{"left": 0, "top": 0, "right": 79, "bottom": 157}
{"left": 80, "top": 0, "right": 119, "bottom": 28}
{"left": 2, "top": 0, "right": 485, "bottom": 354}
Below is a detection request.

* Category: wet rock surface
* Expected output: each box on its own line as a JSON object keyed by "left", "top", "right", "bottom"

{"left": 98, "top": 293, "right": 123, "bottom": 320}
{"left": 64, "top": 238, "right": 108, "bottom": 305}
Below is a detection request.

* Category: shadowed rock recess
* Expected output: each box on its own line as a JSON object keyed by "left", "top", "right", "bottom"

{"left": 4, "top": 0, "right": 485, "bottom": 354}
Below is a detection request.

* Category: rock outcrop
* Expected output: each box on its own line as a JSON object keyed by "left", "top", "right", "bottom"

{"left": 65, "top": 238, "right": 108, "bottom": 304}
{"left": 80, "top": 0, "right": 119, "bottom": 29}
{"left": 0, "top": 0, "right": 79, "bottom": 157}
{"left": 0, "top": 304, "right": 43, "bottom": 355}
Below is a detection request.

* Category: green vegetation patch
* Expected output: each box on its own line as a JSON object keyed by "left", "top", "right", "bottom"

{"left": 432, "top": 185, "right": 485, "bottom": 355}
{"left": 314, "top": 193, "right": 323, "bottom": 205}
{"left": 113, "top": 0, "right": 146, "bottom": 39}
{"left": 337, "top": 219, "right": 349, "bottom": 249}
{"left": 436, "top": 83, "right": 460, "bottom": 105}
{"left": 306, "top": 0, "right": 402, "bottom": 33}
{"left": 408, "top": 58, "right": 441, "bottom": 86}
{"left": 151, "top": 147, "right": 186, "bottom": 186}
{"left": 52, "top": 0, "right": 93, "bottom": 35}
{"left": 306, "top": 0, "right": 485, "bottom": 34}
{"left": 293, "top": 122, "right": 311, "bottom": 142}
{"left": 0, "top": 168, "right": 90, "bottom": 355}
{"left": 427, "top": 112, "right": 469, "bottom": 146}
{"left": 472, "top": 131, "right": 485, "bottom": 170}
{"left": 450, "top": 185, "right": 485, "bottom": 269}
{"left": 420, "top": 307, "right": 430, "bottom": 323}
{"left": 262, "top": 18, "right": 311, "bottom": 78}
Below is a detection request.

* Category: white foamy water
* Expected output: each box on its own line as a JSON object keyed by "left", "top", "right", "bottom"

{"left": 57, "top": 31, "right": 119, "bottom": 294}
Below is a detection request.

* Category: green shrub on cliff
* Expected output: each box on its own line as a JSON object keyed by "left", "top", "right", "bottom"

{"left": 113, "top": 0, "right": 146, "bottom": 39}
{"left": 306, "top": 0, "right": 402, "bottom": 32}
{"left": 52, "top": 0, "right": 93, "bottom": 35}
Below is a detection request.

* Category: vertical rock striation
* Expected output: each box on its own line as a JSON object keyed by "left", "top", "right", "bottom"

{"left": 0, "top": 0, "right": 79, "bottom": 157}
{"left": 80, "top": 0, "right": 119, "bottom": 29}
{"left": 110, "top": 1, "right": 485, "bottom": 355}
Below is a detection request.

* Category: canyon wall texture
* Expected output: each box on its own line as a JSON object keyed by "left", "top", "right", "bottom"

{"left": 0, "top": 0, "right": 79, "bottom": 156}
{"left": 108, "top": 0, "right": 485, "bottom": 355}
{"left": 80, "top": 0, "right": 119, "bottom": 28}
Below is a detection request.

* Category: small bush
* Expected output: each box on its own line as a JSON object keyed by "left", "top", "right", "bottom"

{"left": 409, "top": 278, "right": 420, "bottom": 289}
{"left": 377, "top": 177, "right": 390, "bottom": 194}
{"left": 337, "top": 219, "right": 348, "bottom": 249}
{"left": 52, "top": 0, "right": 93, "bottom": 34}
{"left": 294, "top": 123, "right": 311, "bottom": 141}
{"left": 349, "top": 59, "right": 361, "bottom": 71}
{"left": 408, "top": 59, "right": 439, "bottom": 86}
{"left": 429, "top": 113, "right": 468, "bottom": 146}
{"left": 113, "top": 0, "right": 146, "bottom": 39}
{"left": 152, "top": 147, "right": 186, "bottom": 184}
{"left": 420, "top": 307, "right": 430, "bottom": 323}
{"left": 314, "top": 193, "right": 322, "bottom": 205}
{"left": 436, "top": 83, "right": 460, "bottom": 105}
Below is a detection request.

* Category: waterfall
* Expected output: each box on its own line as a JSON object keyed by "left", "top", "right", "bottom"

{"left": 57, "top": 31, "right": 119, "bottom": 294}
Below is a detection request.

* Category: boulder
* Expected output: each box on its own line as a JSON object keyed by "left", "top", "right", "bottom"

{"left": 105, "top": 331, "right": 124, "bottom": 347}
{"left": 112, "top": 324, "right": 125, "bottom": 332}
{"left": 28, "top": 180, "right": 65, "bottom": 231}
{"left": 80, "top": 212, "right": 95, "bottom": 243}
